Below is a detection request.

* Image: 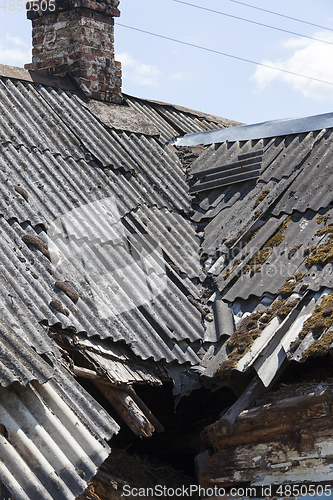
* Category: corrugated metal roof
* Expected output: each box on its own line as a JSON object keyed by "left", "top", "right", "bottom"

{"left": 0, "top": 319, "right": 54, "bottom": 388}
{"left": 0, "top": 375, "right": 118, "bottom": 500}
{"left": 0, "top": 78, "right": 192, "bottom": 215}
{"left": 124, "top": 94, "right": 240, "bottom": 145}
{"left": 184, "top": 122, "right": 333, "bottom": 385}
{"left": 0, "top": 75, "right": 211, "bottom": 372}
{"left": 192, "top": 129, "right": 333, "bottom": 258}
{"left": 0, "top": 214, "right": 203, "bottom": 366}
{"left": 0, "top": 67, "right": 232, "bottom": 500}
{"left": 189, "top": 150, "right": 263, "bottom": 194}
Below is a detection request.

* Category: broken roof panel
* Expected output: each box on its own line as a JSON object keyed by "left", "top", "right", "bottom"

{"left": 63, "top": 333, "right": 168, "bottom": 386}
{"left": 186, "top": 118, "right": 333, "bottom": 385}
{"left": 0, "top": 319, "right": 54, "bottom": 388}
{"left": 0, "top": 375, "right": 117, "bottom": 500}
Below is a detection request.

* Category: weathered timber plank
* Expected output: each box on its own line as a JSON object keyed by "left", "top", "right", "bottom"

{"left": 95, "top": 382, "right": 155, "bottom": 438}
{"left": 204, "top": 389, "right": 332, "bottom": 450}
{"left": 215, "top": 376, "right": 267, "bottom": 436}
{"left": 200, "top": 433, "right": 333, "bottom": 488}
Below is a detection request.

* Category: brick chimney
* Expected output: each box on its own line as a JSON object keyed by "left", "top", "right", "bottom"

{"left": 26, "top": 0, "right": 122, "bottom": 102}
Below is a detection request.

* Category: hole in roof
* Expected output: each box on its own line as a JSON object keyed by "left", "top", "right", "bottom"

{"left": 0, "top": 424, "right": 8, "bottom": 439}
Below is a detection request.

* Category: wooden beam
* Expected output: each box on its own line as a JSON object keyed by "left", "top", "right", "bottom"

{"left": 74, "top": 366, "right": 164, "bottom": 433}
{"left": 126, "top": 386, "right": 164, "bottom": 433}
{"left": 94, "top": 382, "right": 155, "bottom": 438}
{"left": 215, "top": 375, "right": 266, "bottom": 436}
{"left": 204, "top": 387, "right": 332, "bottom": 450}
{"left": 200, "top": 428, "right": 333, "bottom": 488}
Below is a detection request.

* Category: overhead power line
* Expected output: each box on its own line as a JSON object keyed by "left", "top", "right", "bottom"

{"left": 226, "top": 0, "right": 333, "bottom": 33}
{"left": 116, "top": 23, "right": 333, "bottom": 87}
{"left": 172, "top": 0, "right": 333, "bottom": 47}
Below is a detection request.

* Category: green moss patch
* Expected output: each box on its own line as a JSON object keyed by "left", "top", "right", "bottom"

{"left": 316, "top": 214, "right": 331, "bottom": 225}
{"left": 288, "top": 294, "right": 333, "bottom": 358}
{"left": 306, "top": 222, "right": 333, "bottom": 268}
{"left": 277, "top": 273, "right": 306, "bottom": 299}
{"left": 218, "top": 289, "right": 300, "bottom": 379}
{"left": 225, "top": 230, "right": 244, "bottom": 248}
{"left": 223, "top": 259, "right": 241, "bottom": 279}
{"left": 218, "top": 312, "right": 263, "bottom": 379}
{"left": 243, "top": 218, "right": 290, "bottom": 274}
{"left": 301, "top": 330, "right": 333, "bottom": 360}
{"left": 253, "top": 189, "right": 270, "bottom": 209}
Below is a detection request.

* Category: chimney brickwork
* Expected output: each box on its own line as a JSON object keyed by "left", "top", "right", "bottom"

{"left": 26, "top": 0, "right": 122, "bottom": 102}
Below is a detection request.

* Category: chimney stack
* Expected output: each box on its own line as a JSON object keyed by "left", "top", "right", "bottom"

{"left": 26, "top": 0, "right": 122, "bottom": 102}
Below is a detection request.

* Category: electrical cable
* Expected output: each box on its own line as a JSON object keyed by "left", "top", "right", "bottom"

{"left": 172, "top": 0, "right": 333, "bottom": 47}
{"left": 225, "top": 0, "right": 333, "bottom": 33}
{"left": 116, "top": 22, "right": 333, "bottom": 87}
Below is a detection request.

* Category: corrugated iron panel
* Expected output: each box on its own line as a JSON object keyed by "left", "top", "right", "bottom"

{"left": 0, "top": 375, "right": 118, "bottom": 500}
{"left": 0, "top": 78, "right": 82, "bottom": 159}
{"left": 124, "top": 95, "right": 232, "bottom": 145}
{"left": 0, "top": 319, "right": 54, "bottom": 388}
{"left": 220, "top": 210, "right": 331, "bottom": 302}
{"left": 0, "top": 79, "right": 192, "bottom": 215}
{"left": 0, "top": 214, "right": 203, "bottom": 366}
{"left": 193, "top": 128, "right": 333, "bottom": 260}
{"left": 125, "top": 96, "right": 179, "bottom": 145}
{"left": 189, "top": 151, "right": 262, "bottom": 194}
{"left": 155, "top": 105, "right": 220, "bottom": 136}
{"left": 111, "top": 131, "right": 192, "bottom": 213}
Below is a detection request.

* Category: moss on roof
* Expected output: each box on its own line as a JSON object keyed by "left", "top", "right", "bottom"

{"left": 289, "top": 293, "right": 333, "bottom": 359}
{"left": 253, "top": 189, "right": 270, "bottom": 209}
{"left": 306, "top": 221, "right": 333, "bottom": 268}
{"left": 217, "top": 273, "right": 302, "bottom": 379}
{"left": 242, "top": 217, "right": 290, "bottom": 274}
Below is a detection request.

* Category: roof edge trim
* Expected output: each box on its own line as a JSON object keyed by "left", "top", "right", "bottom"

{"left": 173, "top": 112, "right": 333, "bottom": 146}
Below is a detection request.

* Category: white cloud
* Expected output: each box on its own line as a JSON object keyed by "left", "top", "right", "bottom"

{"left": 0, "top": 34, "right": 30, "bottom": 66}
{"left": 116, "top": 52, "right": 162, "bottom": 87}
{"left": 252, "top": 31, "right": 333, "bottom": 101}
{"left": 169, "top": 72, "right": 184, "bottom": 81}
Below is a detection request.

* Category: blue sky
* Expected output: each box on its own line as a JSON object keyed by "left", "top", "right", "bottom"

{"left": 1, "top": 0, "right": 333, "bottom": 124}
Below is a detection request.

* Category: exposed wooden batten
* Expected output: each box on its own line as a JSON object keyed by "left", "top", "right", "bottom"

{"left": 74, "top": 365, "right": 164, "bottom": 435}
{"left": 95, "top": 382, "right": 155, "bottom": 438}
{"left": 215, "top": 375, "right": 266, "bottom": 436}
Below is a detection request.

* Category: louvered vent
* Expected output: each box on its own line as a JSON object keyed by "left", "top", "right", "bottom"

{"left": 189, "top": 150, "right": 263, "bottom": 194}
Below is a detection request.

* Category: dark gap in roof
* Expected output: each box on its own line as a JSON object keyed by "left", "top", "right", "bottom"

{"left": 274, "top": 353, "right": 333, "bottom": 389}
{"left": 109, "top": 382, "right": 236, "bottom": 477}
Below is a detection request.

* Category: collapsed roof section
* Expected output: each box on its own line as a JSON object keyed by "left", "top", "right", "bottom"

{"left": 0, "top": 65, "right": 238, "bottom": 499}
{"left": 180, "top": 122, "right": 333, "bottom": 389}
